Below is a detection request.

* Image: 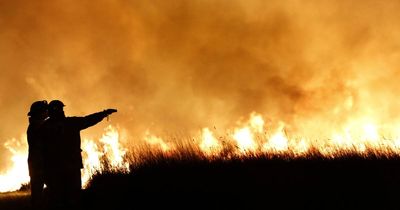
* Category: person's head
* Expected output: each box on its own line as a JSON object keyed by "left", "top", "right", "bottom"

{"left": 28, "top": 100, "right": 48, "bottom": 120}
{"left": 48, "top": 100, "right": 66, "bottom": 119}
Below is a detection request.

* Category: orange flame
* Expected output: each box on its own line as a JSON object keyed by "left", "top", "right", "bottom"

{"left": 82, "top": 125, "right": 130, "bottom": 187}
{"left": 0, "top": 126, "right": 129, "bottom": 192}
{"left": 263, "top": 124, "right": 289, "bottom": 152}
{"left": 144, "top": 131, "right": 175, "bottom": 152}
{"left": 3, "top": 112, "right": 400, "bottom": 192}
{"left": 0, "top": 135, "right": 29, "bottom": 192}
{"left": 199, "top": 128, "right": 222, "bottom": 155}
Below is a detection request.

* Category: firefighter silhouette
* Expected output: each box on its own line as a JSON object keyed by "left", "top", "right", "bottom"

{"left": 42, "top": 100, "right": 117, "bottom": 209}
{"left": 27, "top": 100, "right": 48, "bottom": 209}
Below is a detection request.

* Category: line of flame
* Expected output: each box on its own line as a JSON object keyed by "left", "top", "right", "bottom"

{"left": 3, "top": 113, "right": 400, "bottom": 192}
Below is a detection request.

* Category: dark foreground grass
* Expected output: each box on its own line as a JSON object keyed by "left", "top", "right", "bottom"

{"left": 2, "top": 152, "right": 400, "bottom": 209}
{"left": 83, "top": 152, "right": 400, "bottom": 210}
{"left": 0, "top": 191, "right": 30, "bottom": 210}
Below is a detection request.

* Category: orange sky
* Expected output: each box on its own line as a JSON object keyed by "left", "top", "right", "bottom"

{"left": 1, "top": 0, "right": 400, "bottom": 170}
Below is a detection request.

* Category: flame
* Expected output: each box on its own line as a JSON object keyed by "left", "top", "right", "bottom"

{"left": 263, "top": 125, "right": 289, "bottom": 152}
{"left": 233, "top": 127, "right": 258, "bottom": 153}
{"left": 0, "top": 126, "right": 129, "bottom": 192}
{"left": 144, "top": 131, "right": 174, "bottom": 152}
{"left": 249, "top": 112, "right": 264, "bottom": 133}
{"left": 99, "top": 126, "right": 129, "bottom": 169}
{"left": 293, "top": 138, "right": 309, "bottom": 155}
{"left": 196, "top": 113, "right": 400, "bottom": 157}
{"left": 81, "top": 125, "right": 130, "bottom": 188}
{"left": 3, "top": 112, "right": 400, "bottom": 192}
{"left": 0, "top": 136, "right": 29, "bottom": 192}
{"left": 199, "top": 128, "right": 222, "bottom": 155}
{"left": 81, "top": 139, "right": 103, "bottom": 187}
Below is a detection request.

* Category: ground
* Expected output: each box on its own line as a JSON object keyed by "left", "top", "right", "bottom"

{"left": 1, "top": 156, "right": 400, "bottom": 209}
{"left": 0, "top": 191, "right": 30, "bottom": 210}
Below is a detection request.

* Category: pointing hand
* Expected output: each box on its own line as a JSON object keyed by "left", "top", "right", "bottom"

{"left": 104, "top": 109, "right": 117, "bottom": 115}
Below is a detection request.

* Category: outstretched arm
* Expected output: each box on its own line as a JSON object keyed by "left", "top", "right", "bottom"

{"left": 78, "top": 109, "right": 117, "bottom": 130}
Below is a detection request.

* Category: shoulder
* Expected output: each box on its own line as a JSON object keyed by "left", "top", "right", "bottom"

{"left": 65, "top": 116, "right": 87, "bottom": 125}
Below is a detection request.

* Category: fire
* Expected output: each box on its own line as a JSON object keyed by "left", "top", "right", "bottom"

{"left": 81, "top": 140, "right": 103, "bottom": 187}
{"left": 249, "top": 113, "right": 264, "bottom": 133}
{"left": 199, "top": 128, "right": 222, "bottom": 155}
{"left": 230, "top": 112, "right": 266, "bottom": 154}
{"left": 233, "top": 127, "right": 257, "bottom": 153}
{"left": 99, "top": 126, "right": 129, "bottom": 169}
{"left": 0, "top": 136, "right": 29, "bottom": 193}
{"left": 293, "top": 138, "right": 309, "bottom": 155}
{"left": 196, "top": 113, "right": 400, "bottom": 157}
{"left": 0, "top": 126, "right": 129, "bottom": 192}
{"left": 144, "top": 131, "right": 175, "bottom": 152}
{"left": 81, "top": 125, "right": 130, "bottom": 187}
{"left": 3, "top": 113, "right": 400, "bottom": 192}
{"left": 263, "top": 125, "right": 289, "bottom": 152}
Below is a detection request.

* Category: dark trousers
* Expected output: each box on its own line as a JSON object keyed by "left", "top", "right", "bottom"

{"left": 30, "top": 172, "right": 45, "bottom": 209}
{"left": 46, "top": 167, "right": 82, "bottom": 209}
{"left": 28, "top": 163, "right": 45, "bottom": 209}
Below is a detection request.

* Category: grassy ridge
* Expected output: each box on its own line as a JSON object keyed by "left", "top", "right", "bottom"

{"left": 0, "top": 191, "right": 30, "bottom": 210}
{"left": 83, "top": 151, "right": 400, "bottom": 209}
{"left": 2, "top": 150, "right": 399, "bottom": 209}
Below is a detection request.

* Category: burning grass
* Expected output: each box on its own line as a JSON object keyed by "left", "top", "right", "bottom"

{"left": 1, "top": 142, "right": 400, "bottom": 209}
{"left": 3, "top": 119, "right": 400, "bottom": 208}
{"left": 82, "top": 145, "right": 400, "bottom": 209}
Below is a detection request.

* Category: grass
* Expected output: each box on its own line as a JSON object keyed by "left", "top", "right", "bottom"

{"left": 82, "top": 147, "right": 400, "bottom": 209}
{"left": 0, "top": 191, "right": 30, "bottom": 210}
{"left": 2, "top": 145, "right": 400, "bottom": 209}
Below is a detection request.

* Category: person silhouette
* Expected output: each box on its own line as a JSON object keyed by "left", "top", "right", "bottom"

{"left": 41, "top": 100, "right": 117, "bottom": 209}
{"left": 26, "top": 100, "right": 48, "bottom": 209}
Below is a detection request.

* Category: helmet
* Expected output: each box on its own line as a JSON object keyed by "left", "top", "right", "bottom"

{"left": 48, "top": 100, "right": 65, "bottom": 111}
{"left": 28, "top": 100, "right": 48, "bottom": 116}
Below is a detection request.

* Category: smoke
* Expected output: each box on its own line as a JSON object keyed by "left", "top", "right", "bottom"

{"left": 1, "top": 0, "right": 400, "bottom": 169}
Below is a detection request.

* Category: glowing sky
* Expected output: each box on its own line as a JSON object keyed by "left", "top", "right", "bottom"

{"left": 1, "top": 0, "right": 400, "bottom": 171}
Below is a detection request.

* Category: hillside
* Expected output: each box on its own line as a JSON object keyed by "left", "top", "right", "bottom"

{"left": 83, "top": 154, "right": 400, "bottom": 209}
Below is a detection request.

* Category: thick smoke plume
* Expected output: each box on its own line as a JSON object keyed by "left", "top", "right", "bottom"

{"left": 1, "top": 0, "right": 400, "bottom": 170}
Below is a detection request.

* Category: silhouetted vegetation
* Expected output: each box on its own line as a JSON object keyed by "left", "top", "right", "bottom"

{"left": 0, "top": 191, "right": 30, "bottom": 210}
{"left": 82, "top": 150, "right": 400, "bottom": 209}
{"left": 2, "top": 148, "right": 400, "bottom": 209}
